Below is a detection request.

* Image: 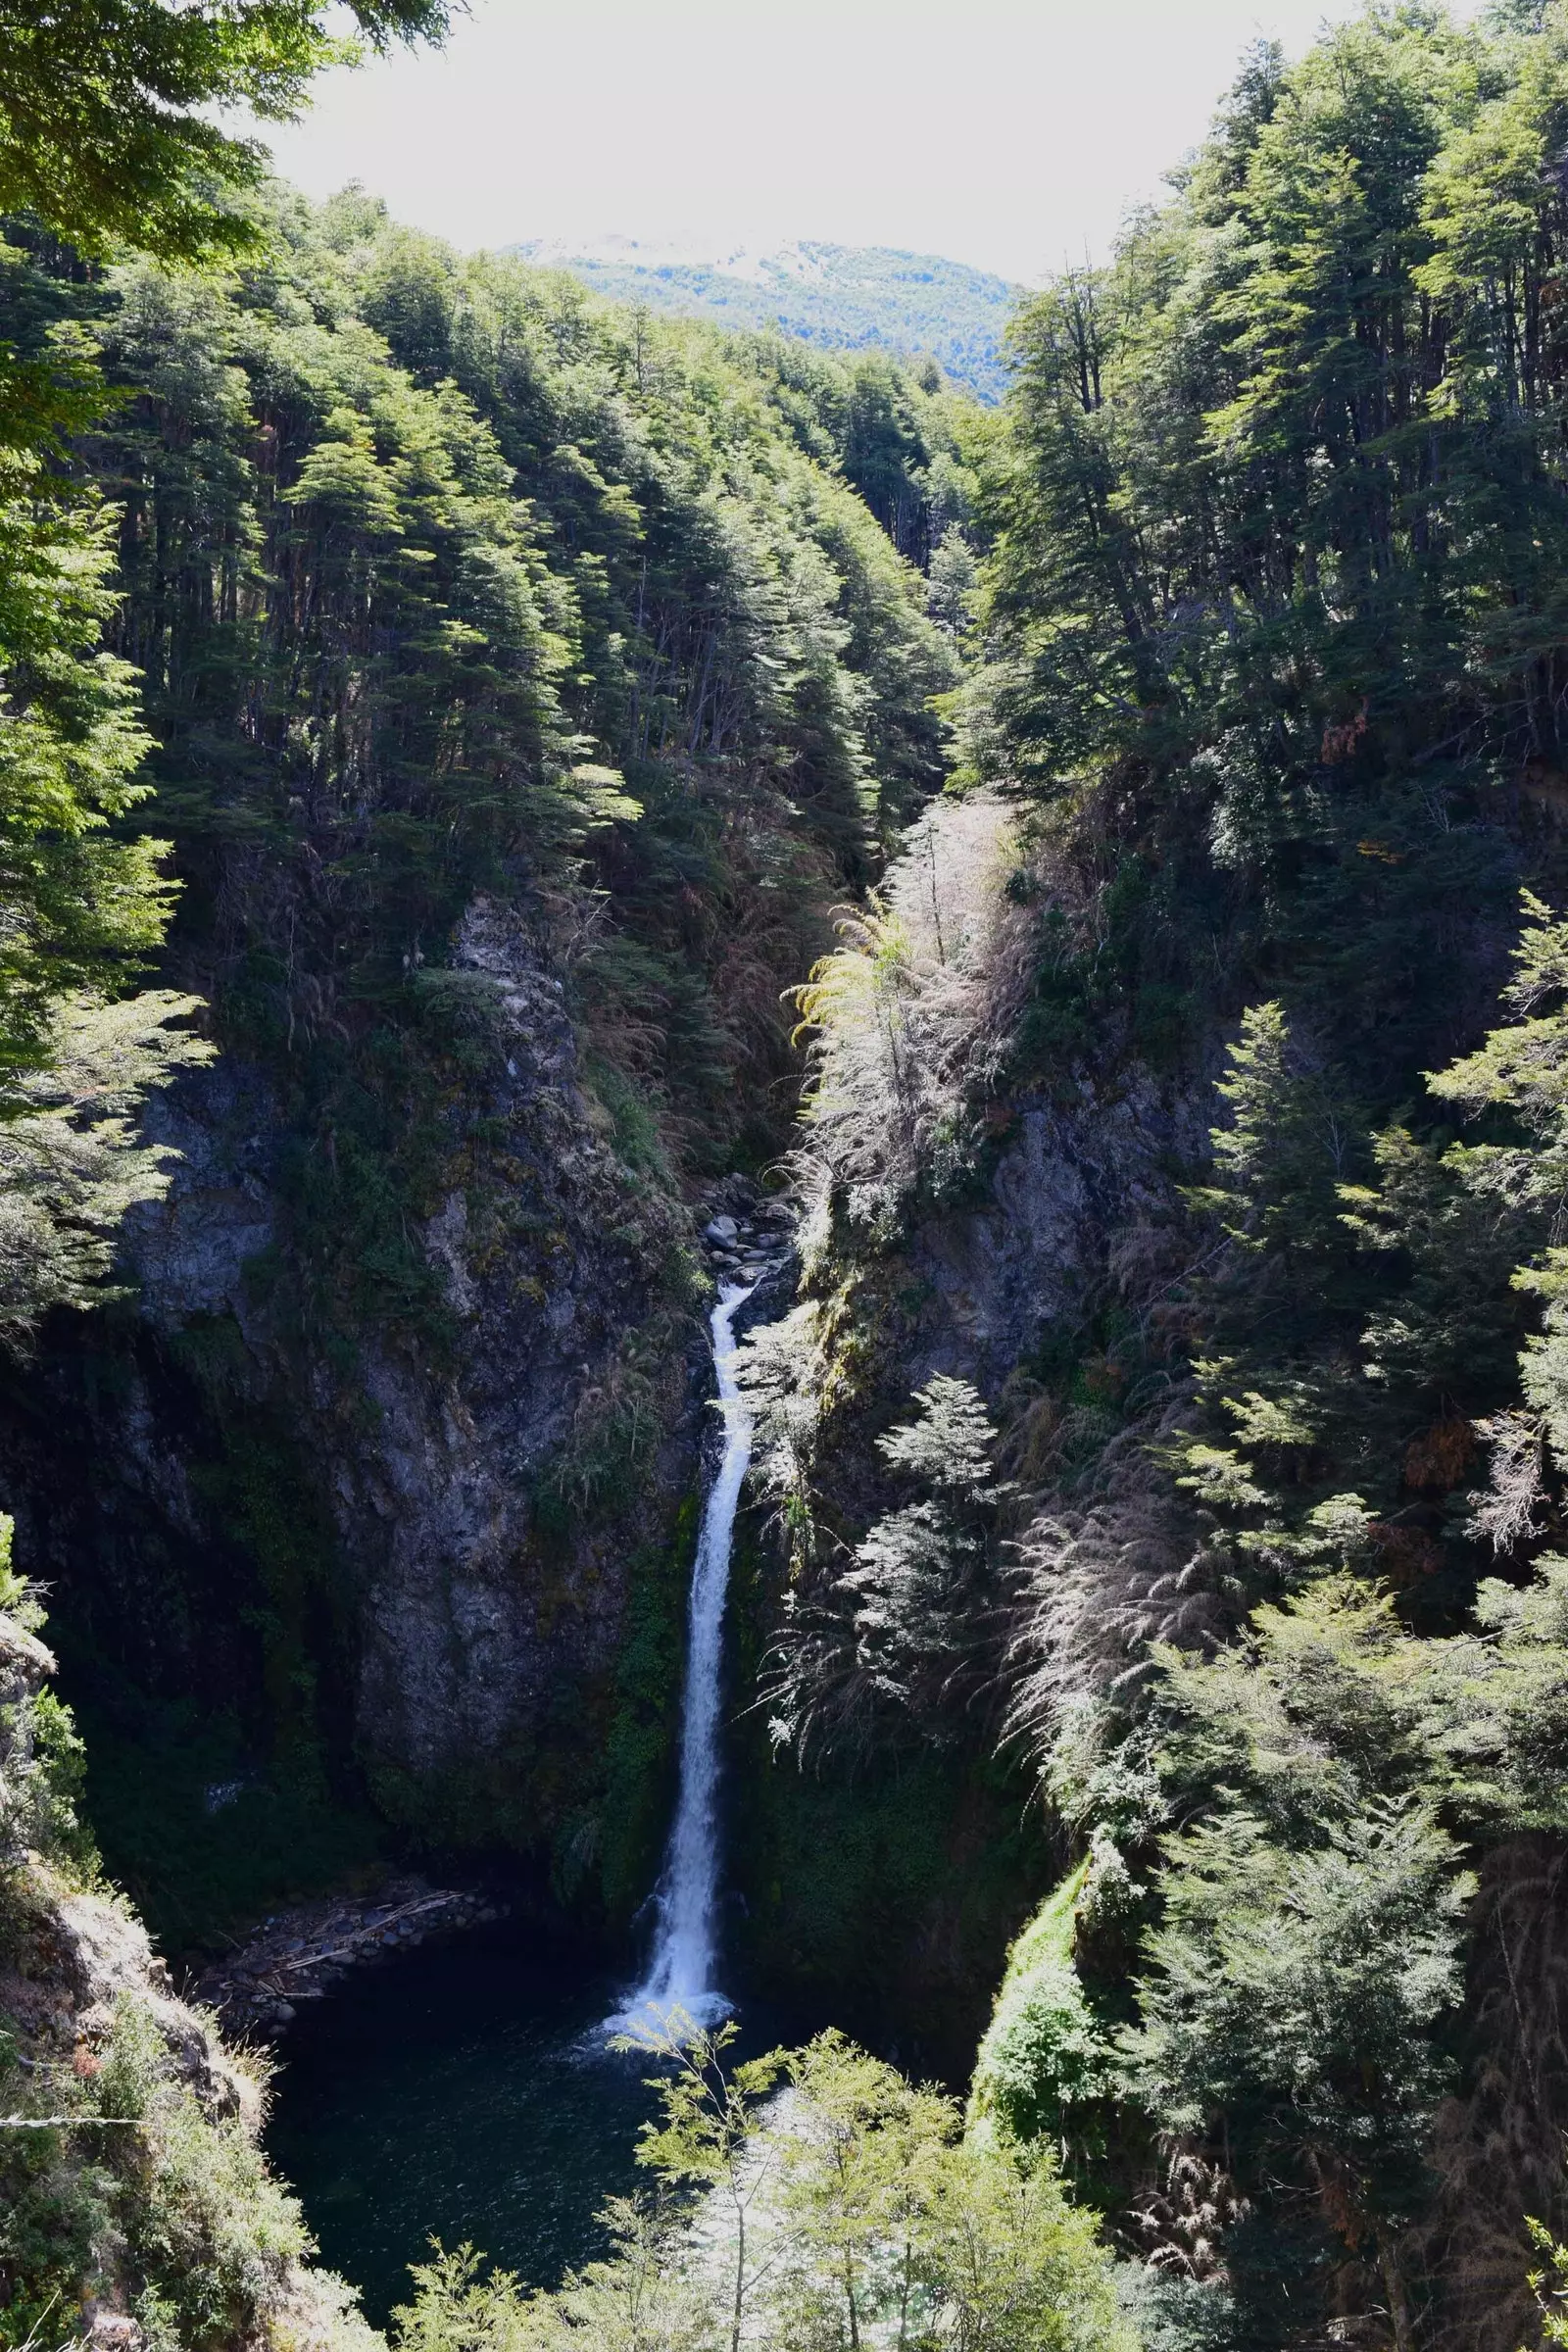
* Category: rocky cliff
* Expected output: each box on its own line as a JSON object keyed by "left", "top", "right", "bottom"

{"left": 0, "top": 893, "right": 710, "bottom": 1937}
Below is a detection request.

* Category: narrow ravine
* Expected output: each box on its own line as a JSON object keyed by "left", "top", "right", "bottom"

{"left": 270, "top": 1273, "right": 793, "bottom": 2316}
{"left": 619, "top": 1280, "right": 757, "bottom": 2026}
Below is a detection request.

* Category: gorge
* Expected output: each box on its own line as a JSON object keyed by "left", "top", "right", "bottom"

{"left": 14, "top": 7, "right": 1568, "bottom": 2352}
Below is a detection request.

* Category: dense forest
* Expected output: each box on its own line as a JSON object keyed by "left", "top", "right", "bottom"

{"left": 739, "top": 7, "right": 1568, "bottom": 2345}
{"left": 13, "top": 4, "right": 1568, "bottom": 2352}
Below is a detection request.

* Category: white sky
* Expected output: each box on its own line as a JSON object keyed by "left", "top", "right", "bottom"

{"left": 261, "top": 0, "right": 1372, "bottom": 285}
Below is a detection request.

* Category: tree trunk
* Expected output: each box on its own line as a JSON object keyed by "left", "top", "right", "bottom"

{"left": 1379, "top": 2229, "right": 1414, "bottom": 2352}
{"left": 731, "top": 2198, "right": 745, "bottom": 2352}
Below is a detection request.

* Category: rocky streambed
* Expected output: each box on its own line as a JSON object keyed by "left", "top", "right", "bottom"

{"left": 193, "top": 1879, "right": 510, "bottom": 2036}
{"left": 701, "top": 1188, "right": 794, "bottom": 1283}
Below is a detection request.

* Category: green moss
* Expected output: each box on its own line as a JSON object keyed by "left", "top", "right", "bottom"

{"left": 737, "top": 1750, "right": 1052, "bottom": 2072}
{"left": 595, "top": 1501, "right": 693, "bottom": 1923}
{"left": 967, "top": 1862, "right": 1126, "bottom": 2201}
{"left": 64, "top": 1348, "right": 385, "bottom": 1952}
{"left": 77, "top": 1700, "right": 386, "bottom": 1955}
{"left": 533, "top": 1305, "right": 696, "bottom": 1528}
{"left": 720, "top": 1492, "right": 1054, "bottom": 2071}
{"left": 582, "top": 1053, "right": 674, "bottom": 1182}
{"left": 186, "top": 1413, "right": 345, "bottom": 1796}
{"left": 970, "top": 1863, "right": 1103, "bottom": 2132}
{"left": 363, "top": 1740, "right": 545, "bottom": 1861}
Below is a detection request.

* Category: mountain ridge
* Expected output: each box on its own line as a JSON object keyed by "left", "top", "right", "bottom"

{"left": 505, "top": 233, "right": 1024, "bottom": 400}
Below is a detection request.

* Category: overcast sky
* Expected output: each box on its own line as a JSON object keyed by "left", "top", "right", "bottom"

{"left": 261, "top": 0, "right": 1374, "bottom": 284}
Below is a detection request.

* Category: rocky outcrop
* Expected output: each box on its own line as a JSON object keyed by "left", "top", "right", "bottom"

{"left": 321, "top": 901, "right": 695, "bottom": 1797}
{"left": 3, "top": 1868, "right": 261, "bottom": 2132}
{"left": 898, "top": 1071, "right": 1207, "bottom": 1398}
{"left": 0, "top": 1865, "right": 384, "bottom": 2352}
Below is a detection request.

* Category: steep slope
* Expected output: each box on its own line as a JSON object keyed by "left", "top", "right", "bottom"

{"left": 729, "top": 12, "right": 1568, "bottom": 2347}
{"left": 0, "top": 188, "right": 970, "bottom": 1949}
{"left": 0, "top": 1536, "right": 376, "bottom": 2352}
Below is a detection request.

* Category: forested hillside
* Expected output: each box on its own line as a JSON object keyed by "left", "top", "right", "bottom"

{"left": 731, "top": 8, "right": 1568, "bottom": 2348}
{"left": 0, "top": 11, "right": 1002, "bottom": 2332}
{"left": 0, "top": 172, "right": 989, "bottom": 1946}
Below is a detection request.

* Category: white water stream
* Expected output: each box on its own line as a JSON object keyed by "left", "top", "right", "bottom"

{"left": 618, "top": 1281, "right": 756, "bottom": 2028}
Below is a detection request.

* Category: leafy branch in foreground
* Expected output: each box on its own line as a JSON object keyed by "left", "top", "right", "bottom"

{"left": 393, "top": 2028, "right": 1132, "bottom": 2352}
{"left": 0, "top": 990, "right": 212, "bottom": 1340}
{"left": 0, "top": 0, "right": 451, "bottom": 265}
{"left": 616, "top": 2013, "right": 785, "bottom": 2352}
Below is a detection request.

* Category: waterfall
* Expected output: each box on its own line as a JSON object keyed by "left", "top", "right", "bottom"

{"left": 619, "top": 1280, "right": 756, "bottom": 2028}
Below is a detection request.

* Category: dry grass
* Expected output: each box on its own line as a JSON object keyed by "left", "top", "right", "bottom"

{"left": 790, "top": 792, "right": 1035, "bottom": 1213}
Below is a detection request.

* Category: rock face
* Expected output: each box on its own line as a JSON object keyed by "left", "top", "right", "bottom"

{"left": 11, "top": 1875, "right": 260, "bottom": 2132}
{"left": 0, "top": 896, "right": 706, "bottom": 1857}
{"left": 899, "top": 1073, "right": 1207, "bottom": 1396}
{"left": 318, "top": 909, "right": 698, "bottom": 1804}
{"left": 716, "top": 1062, "right": 1209, "bottom": 2066}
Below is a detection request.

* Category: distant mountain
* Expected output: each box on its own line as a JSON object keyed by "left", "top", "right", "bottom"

{"left": 507, "top": 236, "right": 1024, "bottom": 403}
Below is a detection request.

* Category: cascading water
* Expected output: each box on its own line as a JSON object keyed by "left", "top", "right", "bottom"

{"left": 617, "top": 1281, "right": 756, "bottom": 2028}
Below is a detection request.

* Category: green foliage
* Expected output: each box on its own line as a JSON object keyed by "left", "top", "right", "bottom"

{"left": 0, "top": 1509, "right": 34, "bottom": 1626}
{"left": 1185, "top": 1005, "right": 1348, "bottom": 1262}
{"left": 1526, "top": 2216, "right": 1568, "bottom": 2347}
{"left": 0, "top": 475, "right": 172, "bottom": 1060}
{"left": 0, "top": 1520, "right": 96, "bottom": 1879}
{"left": 0, "top": 1987, "right": 308, "bottom": 2351}
{"left": 1425, "top": 890, "right": 1568, "bottom": 1492}
{"left": 892, "top": 12, "right": 1568, "bottom": 2329}
{"left": 968, "top": 1864, "right": 1115, "bottom": 2174}
{"left": 0, "top": 1, "right": 457, "bottom": 1376}
{"left": 770, "top": 2029, "right": 956, "bottom": 2349}
{"left": 392, "top": 2210, "right": 712, "bottom": 2352}
{"left": 0, "top": 195, "right": 964, "bottom": 1359}
{"left": 758, "top": 1368, "right": 1005, "bottom": 1762}
{"left": 0, "top": 989, "right": 211, "bottom": 1339}
{"left": 618, "top": 2014, "right": 784, "bottom": 2352}
{"left": 392, "top": 2029, "right": 1134, "bottom": 2352}
{"left": 1090, "top": 1549, "right": 1568, "bottom": 2327}
{"left": 1129, "top": 1801, "right": 1469, "bottom": 2227}
{"left": 971, "top": 6, "right": 1548, "bottom": 1091}
{"left": 838, "top": 1378, "right": 1004, "bottom": 1729}
{"left": 0, "top": 0, "right": 448, "bottom": 265}
{"left": 595, "top": 1511, "right": 694, "bottom": 1926}
{"left": 2, "top": 1567, "right": 323, "bottom": 2344}
{"left": 77, "top": 1703, "right": 385, "bottom": 1954}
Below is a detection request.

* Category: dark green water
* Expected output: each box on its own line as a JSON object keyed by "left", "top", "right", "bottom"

{"left": 265, "top": 1919, "right": 664, "bottom": 2324}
